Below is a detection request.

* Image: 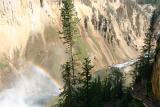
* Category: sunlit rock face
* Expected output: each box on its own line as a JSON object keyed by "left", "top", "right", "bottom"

{"left": 0, "top": 0, "right": 154, "bottom": 83}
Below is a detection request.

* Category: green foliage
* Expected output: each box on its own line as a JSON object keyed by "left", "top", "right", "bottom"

{"left": 60, "top": 0, "right": 79, "bottom": 81}
{"left": 58, "top": 62, "right": 73, "bottom": 107}
{"left": 55, "top": 0, "right": 149, "bottom": 105}
{"left": 89, "top": 77, "right": 103, "bottom": 107}
{"left": 135, "top": 10, "right": 158, "bottom": 96}
{"left": 60, "top": 0, "right": 79, "bottom": 52}
{"left": 154, "top": 9, "right": 160, "bottom": 58}
{"left": 55, "top": 59, "right": 145, "bottom": 107}
{"left": 77, "top": 57, "right": 94, "bottom": 107}
{"left": 107, "top": 69, "right": 123, "bottom": 99}
{"left": 80, "top": 57, "right": 93, "bottom": 85}
{"left": 142, "top": 10, "right": 156, "bottom": 58}
{"left": 56, "top": 62, "right": 77, "bottom": 107}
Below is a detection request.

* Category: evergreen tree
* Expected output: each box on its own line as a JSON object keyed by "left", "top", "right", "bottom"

{"left": 137, "top": 10, "right": 158, "bottom": 97}
{"left": 90, "top": 76, "right": 103, "bottom": 107}
{"left": 60, "top": 0, "right": 79, "bottom": 81}
{"left": 153, "top": 9, "right": 160, "bottom": 58}
{"left": 102, "top": 77, "right": 111, "bottom": 101}
{"left": 57, "top": 62, "right": 73, "bottom": 107}
{"left": 108, "top": 69, "right": 123, "bottom": 99}
{"left": 79, "top": 57, "right": 94, "bottom": 107}
{"left": 56, "top": 0, "right": 80, "bottom": 106}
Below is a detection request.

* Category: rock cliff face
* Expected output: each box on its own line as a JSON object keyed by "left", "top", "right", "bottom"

{"left": 0, "top": 0, "right": 154, "bottom": 83}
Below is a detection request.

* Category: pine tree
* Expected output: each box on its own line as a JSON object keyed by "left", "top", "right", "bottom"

{"left": 102, "top": 77, "right": 111, "bottom": 101}
{"left": 108, "top": 69, "right": 123, "bottom": 99}
{"left": 79, "top": 57, "right": 94, "bottom": 107}
{"left": 139, "top": 10, "right": 158, "bottom": 97}
{"left": 56, "top": 1, "right": 79, "bottom": 106}
{"left": 90, "top": 76, "right": 103, "bottom": 107}
{"left": 57, "top": 62, "right": 73, "bottom": 107}
{"left": 60, "top": 0, "right": 79, "bottom": 81}
{"left": 153, "top": 9, "right": 160, "bottom": 58}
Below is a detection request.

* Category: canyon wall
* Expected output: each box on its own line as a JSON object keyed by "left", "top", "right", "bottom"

{"left": 0, "top": 0, "right": 154, "bottom": 84}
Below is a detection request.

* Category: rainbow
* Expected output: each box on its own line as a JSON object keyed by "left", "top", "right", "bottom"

{"left": 30, "top": 62, "right": 62, "bottom": 94}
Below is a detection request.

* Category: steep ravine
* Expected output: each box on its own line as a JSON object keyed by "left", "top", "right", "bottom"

{"left": 0, "top": 0, "right": 154, "bottom": 85}
{"left": 0, "top": 0, "right": 157, "bottom": 107}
